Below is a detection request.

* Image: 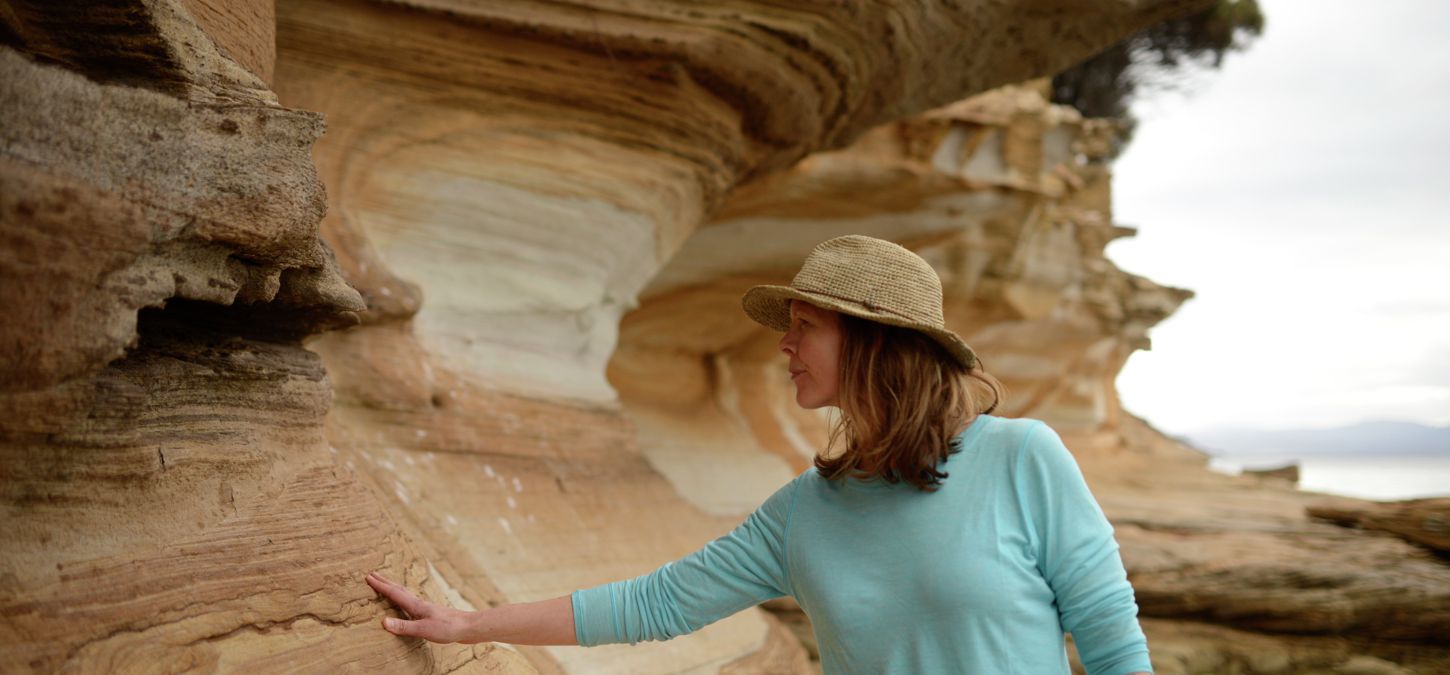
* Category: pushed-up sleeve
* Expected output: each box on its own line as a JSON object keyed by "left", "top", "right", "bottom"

{"left": 1013, "top": 421, "right": 1153, "bottom": 675}
{"left": 570, "top": 475, "right": 800, "bottom": 647}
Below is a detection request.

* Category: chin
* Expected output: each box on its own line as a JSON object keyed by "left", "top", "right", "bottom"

{"left": 794, "top": 392, "right": 836, "bottom": 410}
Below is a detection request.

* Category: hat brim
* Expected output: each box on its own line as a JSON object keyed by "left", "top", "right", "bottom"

{"left": 741, "top": 285, "right": 978, "bottom": 370}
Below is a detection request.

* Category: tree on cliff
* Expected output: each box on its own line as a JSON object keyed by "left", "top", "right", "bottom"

{"left": 1051, "top": 0, "right": 1265, "bottom": 154}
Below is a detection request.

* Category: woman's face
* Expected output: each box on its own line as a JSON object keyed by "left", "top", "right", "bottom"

{"left": 779, "top": 300, "right": 843, "bottom": 409}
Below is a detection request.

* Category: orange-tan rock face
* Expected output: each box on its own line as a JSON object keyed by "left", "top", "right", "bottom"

{"left": 274, "top": 0, "right": 1203, "bottom": 404}
{"left": 16, "top": 1, "right": 1443, "bottom": 674}
{"left": 264, "top": 1, "right": 1201, "bottom": 672}
{"left": 0, "top": 1, "right": 526, "bottom": 671}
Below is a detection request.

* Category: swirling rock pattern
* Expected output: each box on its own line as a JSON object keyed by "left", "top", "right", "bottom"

{"left": 17, "top": 0, "right": 1440, "bottom": 674}
{"left": 275, "top": 0, "right": 1202, "bottom": 403}
{"left": 0, "top": 0, "right": 502, "bottom": 671}
{"left": 271, "top": 1, "right": 1201, "bottom": 671}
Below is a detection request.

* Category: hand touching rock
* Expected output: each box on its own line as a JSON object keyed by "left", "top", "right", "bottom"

{"left": 366, "top": 571, "right": 578, "bottom": 646}
{"left": 366, "top": 571, "right": 475, "bottom": 643}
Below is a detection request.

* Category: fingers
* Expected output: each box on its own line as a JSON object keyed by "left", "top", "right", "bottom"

{"left": 366, "top": 571, "right": 403, "bottom": 591}
{"left": 366, "top": 572, "right": 469, "bottom": 643}
{"left": 366, "top": 571, "right": 430, "bottom": 618}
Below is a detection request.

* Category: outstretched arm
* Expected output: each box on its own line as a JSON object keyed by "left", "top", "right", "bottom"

{"left": 368, "top": 474, "right": 799, "bottom": 648}
{"left": 366, "top": 572, "right": 577, "bottom": 645}
{"left": 572, "top": 475, "right": 798, "bottom": 646}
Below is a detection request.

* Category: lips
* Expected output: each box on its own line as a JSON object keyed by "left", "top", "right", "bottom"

{"left": 788, "top": 368, "right": 805, "bottom": 380}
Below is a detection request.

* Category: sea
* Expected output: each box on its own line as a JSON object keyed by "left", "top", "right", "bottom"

{"left": 1207, "top": 454, "right": 1450, "bottom": 501}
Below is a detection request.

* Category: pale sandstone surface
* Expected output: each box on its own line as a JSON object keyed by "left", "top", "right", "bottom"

{"left": 273, "top": 0, "right": 1203, "bottom": 404}
{"left": 311, "top": 323, "right": 804, "bottom": 674}
{"left": 271, "top": 1, "right": 1202, "bottom": 672}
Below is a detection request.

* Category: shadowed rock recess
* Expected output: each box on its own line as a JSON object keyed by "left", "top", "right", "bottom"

{"left": 3, "top": 0, "right": 1445, "bottom": 673}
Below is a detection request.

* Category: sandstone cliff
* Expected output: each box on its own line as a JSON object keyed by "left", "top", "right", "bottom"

{"left": 4, "top": 1, "right": 1445, "bottom": 674}
{"left": 619, "top": 81, "right": 1450, "bottom": 674}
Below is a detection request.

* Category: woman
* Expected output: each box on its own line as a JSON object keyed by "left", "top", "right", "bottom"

{"left": 367, "top": 235, "right": 1153, "bottom": 674}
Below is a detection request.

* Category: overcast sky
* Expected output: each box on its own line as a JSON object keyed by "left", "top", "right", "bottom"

{"left": 1108, "top": 0, "right": 1450, "bottom": 434}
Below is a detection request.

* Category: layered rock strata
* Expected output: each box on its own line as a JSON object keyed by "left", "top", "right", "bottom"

{"left": 1096, "top": 416, "right": 1450, "bottom": 673}
{"left": 1308, "top": 498, "right": 1450, "bottom": 555}
{"left": 0, "top": 1, "right": 511, "bottom": 671}
{"left": 273, "top": 0, "right": 1206, "bottom": 671}
{"left": 3, "top": 0, "right": 1206, "bottom": 672}
{"left": 275, "top": 0, "right": 1203, "bottom": 404}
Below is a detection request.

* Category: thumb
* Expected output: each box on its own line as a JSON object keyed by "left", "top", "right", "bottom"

{"left": 383, "top": 617, "right": 423, "bottom": 638}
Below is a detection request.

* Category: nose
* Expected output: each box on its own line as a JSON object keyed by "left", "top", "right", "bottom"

{"left": 778, "top": 326, "right": 798, "bottom": 355}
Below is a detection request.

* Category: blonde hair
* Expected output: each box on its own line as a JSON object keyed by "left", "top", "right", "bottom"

{"left": 816, "top": 315, "right": 1005, "bottom": 492}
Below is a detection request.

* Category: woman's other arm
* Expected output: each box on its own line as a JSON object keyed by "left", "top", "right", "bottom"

{"left": 366, "top": 572, "right": 576, "bottom": 645}
{"left": 1014, "top": 422, "right": 1154, "bottom": 675}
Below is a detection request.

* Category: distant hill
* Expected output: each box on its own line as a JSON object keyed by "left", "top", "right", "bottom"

{"left": 1180, "top": 420, "right": 1450, "bottom": 457}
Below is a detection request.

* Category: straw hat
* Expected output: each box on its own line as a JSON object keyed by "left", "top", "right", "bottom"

{"left": 741, "top": 235, "right": 978, "bottom": 369}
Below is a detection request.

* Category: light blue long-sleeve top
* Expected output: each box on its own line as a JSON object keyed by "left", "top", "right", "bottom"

{"left": 571, "top": 414, "right": 1152, "bottom": 674}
